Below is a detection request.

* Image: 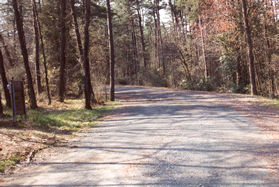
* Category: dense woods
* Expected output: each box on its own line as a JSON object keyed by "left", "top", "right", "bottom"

{"left": 0, "top": 0, "right": 278, "bottom": 109}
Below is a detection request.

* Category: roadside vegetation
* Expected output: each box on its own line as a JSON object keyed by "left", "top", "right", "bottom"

{"left": 0, "top": 99, "right": 117, "bottom": 174}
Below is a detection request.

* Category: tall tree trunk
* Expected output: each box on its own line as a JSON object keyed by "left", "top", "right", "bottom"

{"left": 83, "top": 0, "right": 92, "bottom": 109}
{"left": 70, "top": 0, "right": 83, "bottom": 68}
{"left": 0, "top": 50, "right": 11, "bottom": 107}
{"left": 199, "top": 15, "right": 208, "bottom": 79}
{"left": 59, "top": 0, "right": 67, "bottom": 102}
{"left": 71, "top": 0, "right": 96, "bottom": 103}
{"left": 178, "top": 49, "right": 192, "bottom": 81}
{"left": 152, "top": 10, "right": 159, "bottom": 69}
{"left": 131, "top": 19, "right": 139, "bottom": 79}
{"left": 263, "top": 0, "right": 275, "bottom": 97}
{"left": 32, "top": 0, "right": 51, "bottom": 104}
{"left": 179, "top": 9, "right": 186, "bottom": 41}
{"left": 71, "top": 0, "right": 84, "bottom": 96}
{"left": 169, "top": 0, "right": 179, "bottom": 33}
{"left": 106, "top": 0, "right": 115, "bottom": 101}
{"left": 269, "top": 0, "right": 277, "bottom": 95}
{"left": 136, "top": 0, "right": 147, "bottom": 69}
{"left": 0, "top": 34, "right": 14, "bottom": 66}
{"left": 13, "top": 0, "right": 37, "bottom": 109}
{"left": 13, "top": 15, "right": 17, "bottom": 64}
{"left": 155, "top": 0, "right": 165, "bottom": 75}
{"left": 32, "top": 3, "right": 42, "bottom": 94}
{"left": 241, "top": 0, "right": 257, "bottom": 95}
{"left": 0, "top": 92, "right": 3, "bottom": 116}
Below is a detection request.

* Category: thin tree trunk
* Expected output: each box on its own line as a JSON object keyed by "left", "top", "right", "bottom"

{"left": 0, "top": 50, "right": 11, "bottom": 107}
{"left": 136, "top": 0, "right": 147, "bottom": 69}
{"left": 131, "top": 19, "right": 139, "bottom": 78}
{"left": 241, "top": 0, "right": 257, "bottom": 95}
{"left": 106, "top": 0, "right": 115, "bottom": 101}
{"left": 32, "top": 0, "right": 51, "bottom": 104}
{"left": 0, "top": 92, "right": 3, "bottom": 116}
{"left": 71, "top": 0, "right": 96, "bottom": 103}
{"left": 32, "top": 2, "right": 42, "bottom": 94}
{"left": 0, "top": 34, "right": 14, "bottom": 66}
{"left": 179, "top": 10, "right": 186, "bottom": 41}
{"left": 59, "top": 0, "right": 67, "bottom": 102}
{"left": 83, "top": 0, "right": 92, "bottom": 109}
{"left": 13, "top": 15, "right": 17, "bottom": 63}
{"left": 169, "top": 0, "right": 179, "bottom": 33}
{"left": 199, "top": 15, "right": 208, "bottom": 79}
{"left": 70, "top": 0, "right": 83, "bottom": 68}
{"left": 155, "top": 0, "right": 165, "bottom": 75}
{"left": 152, "top": 8, "right": 159, "bottom": 69}
{"left": 13, "top": 0, "right": 37, "bottom": 109}
{"left": 269, "top": 0, "right": 277, "bottom": 95}
{"left": 178, "top": 49, "right": 192, "bottom": 81}
{"left": 264, "top": 0, "right": 275, "bottom": 97}
{"left": 71, "top": 0, "right": 84, "bottom": 96}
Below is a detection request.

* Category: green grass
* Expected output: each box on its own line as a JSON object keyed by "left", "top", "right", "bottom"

{"left": 29, "top": 104, "right": 116, "bottom": 133}
{"left": 0, "top": 155, "right": 23, "bottom": 173}
{"left": 271, "top": 99, "right": 279, "bottom": 107}
{"left": 1, "top": 99, "right": 119, "bottom": 133}
{"left": 262, "top": 97, "right": 279, "bottom": 107}
{"left": 2, "top": 100, "right": 118, "bottom": 133}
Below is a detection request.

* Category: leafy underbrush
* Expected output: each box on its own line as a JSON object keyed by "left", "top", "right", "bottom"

{"left": 139, "top": 69, "right": 168, "bottom": 87}
{"left": 180, "top": 78, "right": 216, "bottom": 91}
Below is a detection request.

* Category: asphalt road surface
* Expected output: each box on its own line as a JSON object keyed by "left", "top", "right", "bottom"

{"left": 3, "top": 86, "right": 279, "bottom": 186}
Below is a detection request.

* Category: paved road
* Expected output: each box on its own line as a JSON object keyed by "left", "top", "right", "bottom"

{"left": 3, "top": 86, "right": 279, "bottom": 186}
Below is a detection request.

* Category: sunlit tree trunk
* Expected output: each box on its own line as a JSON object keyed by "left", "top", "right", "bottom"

{"left": 199, "top": 15, "right": 208, "bottom": 79}
{"left": 241, "top": 0, "right": 257, "bottom": 95}
{"left": 106, "top": 0, "right": 115, "bottom": 101}
{"left": 13, "top": 0, "right": 37, "bottom": 109}
{"left": 155, "top": 0, "right": 165, "bottom": 75}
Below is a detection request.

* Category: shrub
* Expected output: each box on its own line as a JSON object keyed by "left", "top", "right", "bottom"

{"left": 116, "top": 78, "right": 129, "bottom": 85}
{"left": 139, "top": 69, "right": 168, "bottom": 87}
{"left": 197, "top": 78, "right": 215, "bottom": 91}
{"left": 180, "top": 79, "right": 197, "bottom": 90}
{"left": 229, "top": 84, "right": 249, "bottom": 94}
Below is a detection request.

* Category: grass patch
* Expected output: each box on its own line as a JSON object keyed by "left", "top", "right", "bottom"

{"left": 0, "top": 155, "right": 23, "bottom": 173}
{"left": 262, "top": 97, "right": 279, "bottom": 107}
{"left": 272, "top": 99, "right": 279, "bottom": 107}
{"left": 29, "top": 104, "right": 115, "bottom": 133}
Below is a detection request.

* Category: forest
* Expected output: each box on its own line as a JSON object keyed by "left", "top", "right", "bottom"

{"left": 0, "top": 0, "right": 278, "bottom": 111}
